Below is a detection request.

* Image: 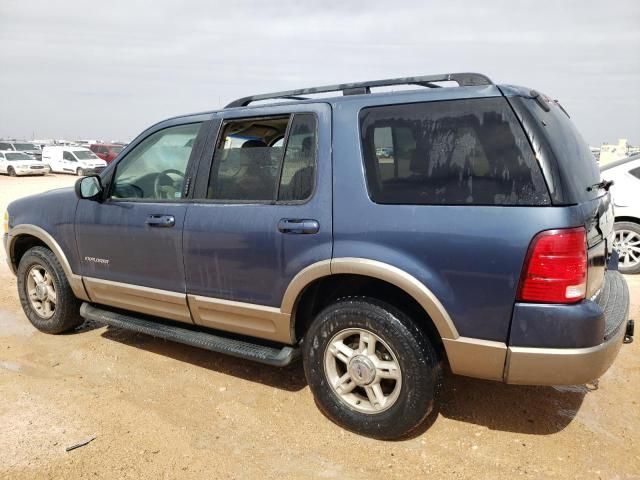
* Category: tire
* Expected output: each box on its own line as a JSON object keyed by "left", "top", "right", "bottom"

{"left": 17, "top": 246, "right": 84, "bottom": 334}
{"left": 77, "top": 168, "right": 84, "bottom": 176}
{"left": 303, "top": 297, "right": 442, "bottom": 440}
{"left": 8, "top": 167, "right": 16, "bottom": 177}
{"left": 614, "top": 221, "right": 640, "bottom": 274}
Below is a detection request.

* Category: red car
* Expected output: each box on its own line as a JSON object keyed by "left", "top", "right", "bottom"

{"left": 89, "top": 144, "right": 124, "bottom": 164}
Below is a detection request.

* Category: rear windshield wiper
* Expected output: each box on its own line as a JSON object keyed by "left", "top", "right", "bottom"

{"left": 587, "top": 179, "right": 614, "bottom": 192}
{"left": 529, "top": 90, "right": 571, "bottom": 118}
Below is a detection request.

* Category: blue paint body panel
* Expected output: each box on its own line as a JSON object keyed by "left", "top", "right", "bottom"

{"left": 8, "top": 188, "right": 81, "bottom": 271}
{"left": 75, "top": 201, "right": 188, "bottom": 291}
{"left": 510, "top": 301, "right": 604, "bottom": 348}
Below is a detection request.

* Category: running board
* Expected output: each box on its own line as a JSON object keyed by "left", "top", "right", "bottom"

{"left": 79, "top": 303, "right": 300, "bottom": 367}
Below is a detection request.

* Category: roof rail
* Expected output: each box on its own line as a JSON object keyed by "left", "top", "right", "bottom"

{"left": 225, "top": 72, "right": 493, "bottom": 108}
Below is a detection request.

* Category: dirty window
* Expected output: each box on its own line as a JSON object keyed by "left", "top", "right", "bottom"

{"left": 359, "top": 97, "right": 550, "bottom": 205}
{"left": 278, "top": 114, "right": 317, "bottom": 202}
{"left": 207, "top": 114, "right": 317, "bottom": 202}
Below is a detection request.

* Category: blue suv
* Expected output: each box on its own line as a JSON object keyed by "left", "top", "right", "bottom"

{"left": 3, "top": 73, "right": 633, "bottom": 439}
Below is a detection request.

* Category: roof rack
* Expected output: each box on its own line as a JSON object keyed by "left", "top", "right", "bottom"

{"left": 225, "top": 72, "right": 492, "bottom": 108}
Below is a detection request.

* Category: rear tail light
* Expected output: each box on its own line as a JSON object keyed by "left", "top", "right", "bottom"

{"left": 517, "top": 227, "right": 587, "bottom": 304}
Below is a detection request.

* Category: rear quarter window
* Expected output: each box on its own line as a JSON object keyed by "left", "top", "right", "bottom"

{"left": 359, "top": 97, "right": 550, "bottom": 205}
{"left": 519, "top": 98, "right": 600, "bottom": 203}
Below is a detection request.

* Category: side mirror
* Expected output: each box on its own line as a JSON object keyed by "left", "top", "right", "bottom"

{"left": 75, "top": 175, "right": 103, "bottom": 201}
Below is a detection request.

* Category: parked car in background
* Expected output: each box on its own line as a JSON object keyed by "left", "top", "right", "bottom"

{"left": 0, "top": 151, "right": 49, "bottom": 176}
{"left": 42, "top": 146, "right": 107, "bottom": 176}
{"left": 601, "top": 153, "right": 640, "bottom": 274}
{"left": 90, "top": 143, "right": 124, "bottom": 164}
{"left": 0, "top": 141, "right": 42, "bottom": 160}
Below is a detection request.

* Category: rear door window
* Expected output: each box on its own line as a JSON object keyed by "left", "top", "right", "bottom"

{"left": 359, "top": 97, "right": 550, "bottom": 205}
{"left": 207, "top": 113, "right": 317, "bottom": 202}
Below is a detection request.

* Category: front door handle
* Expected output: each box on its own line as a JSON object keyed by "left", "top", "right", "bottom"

{"left": 278, "top": 218, "right": 320, "bottom": 234}
{"left": 146, "top": 214, "right": 175, "bottom": 228}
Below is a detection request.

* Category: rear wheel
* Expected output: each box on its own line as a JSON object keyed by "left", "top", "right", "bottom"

{"left": 8, "top": 166, "right": 16, "bottom": 177}
{"left": 614, "top": 221, "right": 640, "bottom": 274}
{"left": 17, "top": 246, "right": 84, "bottom": 334}
{"left": 303, "top": 297, "right": 442, "bottom": 439}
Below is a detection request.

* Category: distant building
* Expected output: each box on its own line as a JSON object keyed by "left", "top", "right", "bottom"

{"left": 599, "top": 138, "right": 640, "bottom": 165}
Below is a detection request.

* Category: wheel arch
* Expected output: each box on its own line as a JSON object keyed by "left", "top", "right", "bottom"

{"left": 614, "top": 215, "right": 640, "bottom": 225}
{"left": 281, "top": 258, "right": 459, "bottom": 343}
{"left": 6, "top": 225, "right": 89, "bottom": 301}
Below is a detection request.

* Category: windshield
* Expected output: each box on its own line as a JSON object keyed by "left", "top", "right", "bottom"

{"left": 14, "top": 143, "right": 38, "bottom": 150}
{"left": 5, "top": 152, "right": 33, "bottom": 161}
{"left": 111, "top": 146, "right": 124, "bottom": 153}
{"left": 73, "top": 150, "right": 99, "bottom": 160}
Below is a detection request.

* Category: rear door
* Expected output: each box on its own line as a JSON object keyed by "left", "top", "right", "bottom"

{"left": 183, "top": 103, "right": 332, "bottom": 343}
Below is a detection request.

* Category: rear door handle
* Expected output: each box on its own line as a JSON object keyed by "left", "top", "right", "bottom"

{"left": 277, "top": 218, "right": 320, "bottom": 234}
{"left": 146, "top": 214, "right": 175, "bottom": 228}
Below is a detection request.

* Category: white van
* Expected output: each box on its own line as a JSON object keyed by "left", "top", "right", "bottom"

{"left": 42, "top": 146, "right": 107, "bottom": 176}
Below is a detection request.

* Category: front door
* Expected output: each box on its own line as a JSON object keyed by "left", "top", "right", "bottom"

{"left": 183, "top": 103, "right": 332, "bottom": 343}
{"left": 75, "top": 120, "right": 207, "bottom": 323}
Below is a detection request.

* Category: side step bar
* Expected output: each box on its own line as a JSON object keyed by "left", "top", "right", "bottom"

{"left": 80, "top": 303, "right": 300, "bottom": 367}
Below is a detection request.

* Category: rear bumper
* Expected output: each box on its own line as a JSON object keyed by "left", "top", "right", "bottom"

{"left": 504, "top": 270, "right": 629, "bottom": 385}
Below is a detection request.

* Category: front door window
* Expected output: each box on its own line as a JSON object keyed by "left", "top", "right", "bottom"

{"left": 111, "top": 123, "right": 201, "bottom": 200}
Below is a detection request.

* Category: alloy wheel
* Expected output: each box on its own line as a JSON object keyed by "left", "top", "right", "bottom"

{"left": 324, "top": 328, "right": 402, "bottom": 414}
{"left": 26, "top": 264, "right": 57, "bottom": 319}
{"left": 614, "top": 229, "right": 640, "bottom": 269}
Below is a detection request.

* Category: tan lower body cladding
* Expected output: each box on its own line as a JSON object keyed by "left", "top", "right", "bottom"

{"left": 82, "top": 277, "right": 192, "bottom": 324}
{"left": 443, "top": 337, "right": 507, "bottom": 381}
{"left": 82, "top": 278, "right": 293, "bottom": 344}
{"left": 187, "top": 295, "right": 292, "bottom": 343}
{"left": 444, "top": 325, "right": 625, "bottom": 386}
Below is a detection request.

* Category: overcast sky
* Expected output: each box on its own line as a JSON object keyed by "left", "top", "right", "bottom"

{"left": 0, "top": 0, "right": 638, "bottom": 146}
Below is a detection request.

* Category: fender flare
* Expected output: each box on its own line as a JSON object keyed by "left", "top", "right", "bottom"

{"left": 6, "top": 224, "right": 90, "bottom": 301}
{"left": 281, "top": 257, "right": 459, "bottom": 340}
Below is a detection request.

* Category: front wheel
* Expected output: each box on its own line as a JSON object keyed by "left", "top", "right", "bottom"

{"left": 17, "top": 246, "right": 84, "bottom": 334}
{"left": 614, "top": 221, "right": 640, "bottom": 274}
{"left": 8, "top": 166, "right": 16, "bottom": 177}
{"left": 76, "top": 168, "right": 84, "bottom": 176}
{"left": 303, "top": 298, "right": 442, "bottom": 440}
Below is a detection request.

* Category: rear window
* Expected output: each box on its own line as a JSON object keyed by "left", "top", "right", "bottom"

{"left": 360, "top": 97, "right": 550, "bottom": 205}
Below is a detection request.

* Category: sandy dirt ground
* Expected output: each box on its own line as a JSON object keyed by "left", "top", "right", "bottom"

{"left": 0, "top": 174, "right": 639, "bottom": 479}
